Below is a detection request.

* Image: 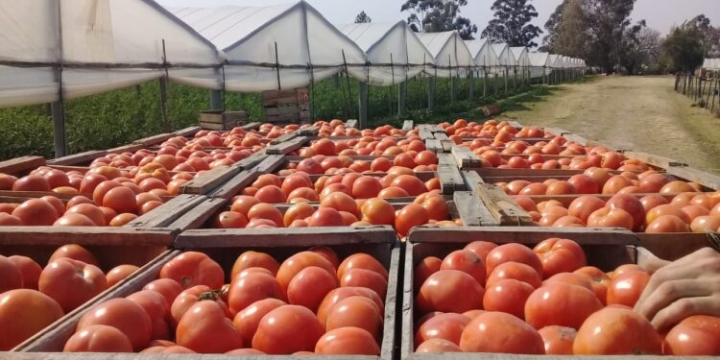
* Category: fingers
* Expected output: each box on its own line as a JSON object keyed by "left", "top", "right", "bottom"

{"left": 634, "top": 279, "right": 709, "bottom": 323}
{"left": 635, "top": 264, "right": 705, "bottom": 310}
{"left": 636, "top": 247, "right": 670, "bottom": 274}
{"left": 651, "top": 296, "right": 720, "bottom": 331}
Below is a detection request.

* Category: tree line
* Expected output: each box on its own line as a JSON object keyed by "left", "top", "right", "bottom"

{"left": 354, "top": 0, "right": 719, "bottom": 74}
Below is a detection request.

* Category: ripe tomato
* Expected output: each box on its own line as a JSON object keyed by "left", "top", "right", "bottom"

{"left": 664, "top": 315, "right": 720, "bottom": 355}
{"left": 0, "top": 289, "right": 64, "bottom": 350}
{"left": 325, "top": 296, "right": 383, "bottom": 340}
{"left": 233, "top": 298, "right": 287, "bottom": 345}
{"left": 66, "top": 203, "right": 106, "bottom": 226}
{"left": 308, "top": 246, "right": 340, "bottom": 268}
{"left": 78, "top": 298, "right": 152, "bottom": 351}
{"left": 8, "top": 255, "right": 42, "bottom": 290}
{"left": 106, "top": 264, "right": 140, "bottom": 287}
{"left": 441, "top": 250, "right": 486, "bottom": 285}
{"left": 12, "top": 199, "right": 59, "bottom": 225}
{"left": 176, "top": 300, "right": 243, "bottom": 353}
{"left": 316, "top": 287, "right": 385, "bottom": 326}
{"left": 414, "top": 256, "right": 442, "bottom": 291}
{"left": 64, "top": 324, "right": 133, "bottom": 352}
{"left": 287, "top": 266, "right": 338, "bottom": 312}
{"left": 415, "top": 313, "right": 471, "bottom": 346}
{"left": 486, "top": 243, "right": 543, "bottom": 278}
{"left": 606, "top": 270, "right": 650, "bottom": 307}
{"left": 231, "top": 251, "right": 280, "bottom": 280}
{"left": 532, "top": 238, "right": 587, "bottom": 278}
{"left": 463, "top": 241, "right": 498, "bottom": 263}
{"left": 416, "top": 338, "right": 462, "bottom": 352}
{"left": 159, "top": 251, "right": 224, "bottom": 289}
{"left": 227, "top": 271, "right": 286, "bottom": 315}
{"left": 360, "top": 198, "right": 395, "bottom": 225}
{"left": 170, "top": 285, "right": 230, "bottom": 327}
{"left": 395, "top": 204, "right": 430, "bottom": 237}
{"left": 416, "top": 270, "right": 484, "bottom": 314}
{"left": 538, "top": 325, "right": 576, "bottom": 355}
{"left": 315, "top": 327, "right": 380, "bottom": 355}
{"left": 0, "top": 255, "right": 22, "bottom": 292}
{"left": 252, "top": 305, "right": 324, "bottom": 354}
{"left": 275, "top": 251, "right": 336, "bottom": 292}
{"left": 574, "top": 306, "right": 663, "bottom": 354}
{"left": 38, "top": 258, "right": 107, "bottom": 313}
{"left": 142, "top": 278, "right": 183, "bottom": 308}
{"left": 483, "top": 279, "right": 534, "bottom": 319}
{"left": 126, "top": 290, "right": 170, "bottom": 341}
{"left": 459, "top": 311, "right": 545, "bottom": 354}
{"left": 109, "top": 213, "right": 138, "bottom": 226}
{"left": 340, "top": 269, "right": 388, "bottom": 299}
{"left": 247, "top": 203, "right": 284, "bottom": 227}
{"left": 213, "top": 211, "right": 248, "bottom": 229}
{"left": 524, "top": 283, "right": 603, "bottom": 330}
{"left": 230, "top": 196, "right": 259, "bottom": 217}
{"left": 338, "top": 253, "right": 388, "bottom": 280}
{"left": 486, "top": 261, "right": 543, "bottom": 288}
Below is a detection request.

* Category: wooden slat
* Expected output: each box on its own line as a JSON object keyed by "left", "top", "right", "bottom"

{"left": 167, "top": 197, "right": 228, "bottom": 231}
{"left": 425, "top": 139, "right": 442, "bottom": 153}
{"left": 433, "top": 132, "right": 449, "bottom": 140}
{"left": 48, "top": 150, "right": 106, "bottom": 166}
{"left": 125, "top": 194, "right": 207, "bottom": 229}
{"left": 175, "top": 226, "right": 397, "bottom": 248}
{"left": 180, "top": 165, "right": 241, "bottom": 195}
{"left": 624, "top": 151, "right": 688, "bottom": 168}
{"left": 461, "top": 170, "right": 486, "bottom": 193}
{"left": 0, "top": 156, "right": 46, "bottom": 175}
{"left": 254, "top": 154, "right": 288, "bottom": 174}
{"left": 408, "top": 226, "right": 639, "bottom": 246}
{"left": 266, "top": 136, "right": 309, "bottom": 155}
{"left": 668, "top": 166, "right": 720, "bottom": 190}
{"left": 132, "top": 133, "right": 173, "bottom": 147}
{"left": 345, "top": 119, "right": 358, "bottom": 128}
{"left": 436, "top": 154, "right": 465, "bottom": 195}
{"left": 107, "top": 143, "right": 145, "bottom": 154}
{"left": 451, "top": 146, "right": 482, "bottom": 169}
{"left": 269, "top": 131, "right": 299, "bottom": 145}
{"left": 241, "top": 122, "right": 262, "bottom": 131}
{"left": 476, "top": 183, "right": 533, "bottom": 225}
{"left": 402, "top": 120, "right": 414, "bottom": 131}
{"left": 173, "top": 126, "right": 201, "bottom": 137}
{"left": 637, "top": 233, "right": 716, "bottom": 261}
{"left": 209, "top": 169, "right": 259, "bottom": 200}
{"left": 440, "top": 140, "right": 454, "bottom": 153}
{"left": 0, "top": 190, "right": 80, "bottom": 201}
{"left": 0, "top": 227, "right": 175, "bottom": 247}
{"left": 453, "top": 191, "right": 499, "bottom": 226}
{"left": 234, "top": 150, "right": 267, "bottom": 171}
{"left": 417, "top": 125, "right": 435, "bottom": 140}
{"left": 298, "top": 125, "right": 320, "bottom": 136}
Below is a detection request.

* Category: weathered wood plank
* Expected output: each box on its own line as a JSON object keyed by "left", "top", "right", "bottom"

{"left": 125, "top": 194, "right": 207, "bottom": 229}
{"left": 451, "top": 146, "right": 482, "bottom": 169}
{"left": 425, "top": 139, "right": 442, "bottom": 153}
{"left": 167, "top": 197, "right": 228, "bottom": 231}
{"left": 417, "top": 125, "right": 435, "bottom": 140}
{"left": 180, "top": 166, "right": 241, "bottom": 195}
{"left": 402, "top": 120, "right": 414, "bottom": 131}
{"left": 241, "top": 122, "right": 262, "bottom": 131}
{"left": 132, "top": 133, "right": 173, "bottom": 147}
{"left": 433, "top": 132, "right": 449, "bottom": 141}
{"left": 298, "top": 125, "right": 320, "bottom": 136}
{"left": 476, "top": 183, "right": 533, "bottom": 225}
{"left": 440, "top": 140, "right": 454, "bottom": 153}
{"left": 636, "top": 233, "right": 716, "bottom": 261}
{"left": 453, "top": 191, "right": 500, "bottom": 226}
{"left": 209, "top": 169, "right": 259, "bottom": 200}
{"left": 234, "top": 150, "right": 267, "bottom": 171}
{"left": 668, "top": 166, "right": 720, "bottom": 190}
{"left": 254, "top": 154, "right": 288, "bottom": 174}
{"left": 624, "top": 151, "right": 688, "bottom": 168}
{"left": 173, "top": 126, "right": 201, "bottom": 137}
{"left": 461, "top": 170, "right": 486, "bottom": 193}
{"left": 0, "top": 227, "right": 175, "bottom": 247}
{"left": 265, "top": 136, "right": 310, "bottom": 155}
{"left": 0, "top": 156, "right": 46, "bottom": 175}
{"left": 269, "top": 131, "right": 299, "bottom": 145}
{"left": 345, "top": 119, "right": 358, "bottom": 128}
{"left": 48, "top": 150, "right": 107, "bottom": 166}
{"left": 107, "top": 143, "right": 145, "bottom": 154}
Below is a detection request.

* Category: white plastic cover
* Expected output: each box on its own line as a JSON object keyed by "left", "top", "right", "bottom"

{"left": 337, "top": 22, "right": 434, "bottom": 86}
{"left": 510, "top": 47, "right": 531, "bottom": 68}
{"left": 169, "top": 2, "right": 367, "bottom": 91}
{"left": 465, "top": 40, "right": 500, "bottom": 69}
{"left": 0, "top": 0, "right": 223, "bottom": 108}
{"left": 417, "top": 31, "right": 474, "bottom": 78}
{"left": 528, "top": 52, "right": 551, "bottom": 79}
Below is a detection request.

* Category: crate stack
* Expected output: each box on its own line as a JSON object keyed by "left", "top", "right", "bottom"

{"left": 2, "top": 116, "right": 720, "bottom": 359}
{"left": 262, "top": 88, "right": 311, "bottom": 124}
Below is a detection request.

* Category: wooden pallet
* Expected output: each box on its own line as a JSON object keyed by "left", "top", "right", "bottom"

{"left": 0, "top": 156, "right": 46, "bottom": 175}
{"left": 451, "top": 146, "right": 482, "bottom": 169}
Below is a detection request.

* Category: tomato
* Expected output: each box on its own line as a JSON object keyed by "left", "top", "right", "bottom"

{"left": 340, "top": 268, "right": 388, "bottom": 299}
{"left": 308, "top": 246, "right": 340, "bottom": 269}
{"left": 230, "top": 196, "right": 260, "bottom": 217}
{"left": 416, "top": 270, "right": 484, "bottom": 314}
{"left": 252, "top": 305, "right": 324, "bottom": 354}
{"left": 308, "top": 207, "right": 345, "bottom": 227}
{"left": 316, "top": 287, "right": 385, "bottom": 326}
{"left": 459, "top": 311, "right": 545, "bottom": 354}
{"left": 276, "top": 251, "right": 336, "bottom": 292}
{"left": 233, "top": 299, "right": 287, "bottom": 345}
{"left": 414, "top": 256, "right": 442, "bottom": 291}
{"left": 12, "top": 199, "right": 60, "bottom": 225}
{"left": 170, "top": 285, "right": 229, "bottom": 327}
{"left": 247, "top": 203, "right": 284, "bottom": 227}
{"left": 64, "top": 324, "right": 133, "bottom": 352}
{"left": 524, "top": 283, "right": 603, "bottom": 330}
{"left": 486, "top": 243, "right": 543, "bottom": 278}
{"left": 416, "top": 338, "right": 462, "bottom": 352}
{"left": 127, "top": 290, "right": 171, "bottom": 341}
{"left": 283, "top": 202, "right": 315, "bottom": 226}
{"left": 109, "top": 213, "right": 138, "bottom": 226}
{"left": 0, "top": 255, "right": 23, "bottom": 292}
{"left": 227, "top": 271, "right": 286, "bottom": 315}
{"left": 664, "top": 315, "right": 720, "bottom": 355}
{"left": 360, "top": 198, "right": 396, "bottom": 225}
{"left": 315, "top": 327, "right": 380, "bottom": 355}
{"left": 231, "top": 251, "right": 280, "bottom": 280}
{"left": 463, "top": 241, "right": 498, "bottom": 263}
{"left": 325, "top": 296, "right": 383, "bottom": 340}
{"left": 351, "top": 176, "right": 383, "bottom": 199}
{"left": 38, "top": 258, "right": 107, "bottom": 313}
{"left": 213, "top": 211, "right": 248, "bottom": 229}
{"left": 532, "top": 238, "right": 586, "bottom": 278}
{"left": 0, "top": 289, "right": 64, "bottom": 350}
{"left": 483, "top": 279, "right": 534, "bottom": 319}
{"left": 12, "top": 174, "right": 50, "bottom": 192}
{"left": 66, "top": 204, "right": 106, "bottom": 226}
{"left": 41, "top": 196, "right": 65, "bottom": 217}
{"left": 606, "top": 193, "right": 646, "bottom": 231}
{"left": 176, "top": 300, "right": 243, "bottom": 353}
{"left": 142, "top": 278, "right": 183, "bottom": 308}
{"left": 106, "top": 264, "right": 140, "bottom": 287}
{"left": 287, "top": 266, "right": 337, "bottom": 312}
{"left": 78, "top": 298, "right": 152, "bottom": 351}
{"left": 8, "top": 255, "right": 42, "bottom": 290}
{"left": 606, "top": 270, "right": 650, "bottom": 307}
{"left": 486, "top": 261, "right": 543, "bottom": 289}
{"left": 395, "top": 204, "right": 430, "bottom": 237}
{"left": 338, "top": 253, "right": 388, "bottom": 280}
{"left": 538, "top": 325, "right": 576, "bottom": 355}
{"left": 439, "top": 251, "right": 486, "bottom": 286}
{"left": 415, "top": 313, "right": 471, "bottom": 346}
{"left": 159, "top": 251, "right": 224, "bottom": 289}
{"left": 48, "top": 244, "right": 99, "bottom": 266}
{"left": 574, "top": 306, "right": 663, "bottom": 354}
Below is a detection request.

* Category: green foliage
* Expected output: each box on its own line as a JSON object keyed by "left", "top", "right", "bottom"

{"left": 401, "top": 0, "right": 478, "bottom": 40}
{"left": 662, "top": 24, "right": 706, "bottom": 73}
{"left": 482, "top": 0, "right": 543, "bottom": 47}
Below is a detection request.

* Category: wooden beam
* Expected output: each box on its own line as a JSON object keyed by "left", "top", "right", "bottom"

{"left": 476, "top": 183, "right": 533, "bottom": 225}
{"left": 0, "top": 156, "right": 46, "bottom": 175}
{"left": 266, "top": 136, "right": 310, "bottom": 155}
{"left": 180, "top": 165, "right": 241, "bottom": 195}
{"left": 451, "top": 146, "right": 482, "bottom": 169}
{"left": 345, "top": 119, "right": 358, "bottom": 128}
{"left": 402, "top": 120, "right": 414, "bottom": 131}
{"left": 48, "top": 150, "right": 106, "bottom": 166}
{"left": 453, "top": 191, "right": 499, "bottom": 226}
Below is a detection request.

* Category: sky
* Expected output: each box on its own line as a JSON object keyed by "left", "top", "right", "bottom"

{"left": 157, "top": 0, "right": 720, "bottom": 40}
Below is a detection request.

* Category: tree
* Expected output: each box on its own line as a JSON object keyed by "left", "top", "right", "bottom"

{"left": 619, "top": 25, "right": 661, "bottom": 74}
{"left": 689, "top": 15, "right": 720, "bottom": 57}
{"left": 540, "top": 0, "right": 571, "bottom": 52}
{"left": 355, "top": 11, "right": 372, "bottom": 24}
{"left": 552, "top": 0, "right": 588, "bottom": 58}
{"left": 400, "top": 0, "right": 478, "bottom": 40}
{"left": 582, "top": 0, "right": 641, "bottom": 73}
{"left": 662, "top": 22, "right": 707, "bottom": 72}
{"left": 481, "top": 0, "right": 543, "bottom": 48}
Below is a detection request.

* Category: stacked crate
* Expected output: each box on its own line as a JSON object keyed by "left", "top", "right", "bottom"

{"left": 262, "top": 88, "right": 311, "bottom": 124}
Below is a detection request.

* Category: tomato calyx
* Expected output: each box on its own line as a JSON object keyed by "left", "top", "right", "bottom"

{"left": 198, "top": 289, "right": 224, "bottom": 302}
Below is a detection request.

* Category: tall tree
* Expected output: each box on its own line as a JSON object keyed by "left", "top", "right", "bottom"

{"left": 401, "top": 0, "right": 478, "bottom": 40}
{"left": 481, "top": 0, "right": 543, "bottom": 48}
{"left": 619, "top": 23, "right": 661, "bottom": 74}
{"left": 355, "top": 11, "right": 372, "bottom": 24}
{"left": 581, "top": 0, "right": 641, "bottom": 73}
{"left": 552, "top": 0, "right": 588, "bottom": 58}
{"left": 662, "top": 22, "right": 707, "bottom": 72}
{"left": 689, "top": 15, "right": 720, "bottom": 57}
{"left": 540, "top": 0, "right": 570, "bottom": 52}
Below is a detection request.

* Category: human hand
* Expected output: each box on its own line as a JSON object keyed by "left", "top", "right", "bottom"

{"left": 634, "top": 247, "right": 720, "bottom": 331}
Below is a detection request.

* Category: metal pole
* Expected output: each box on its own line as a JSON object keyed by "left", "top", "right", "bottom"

{"left": 504, "top": 67, "right": 508, "bottom": 93}
{"left": 358, "top": 82, "right": 369, "bottom": 128}
{"left": 160, "top": 39, "right": 170, "bottom": 132}
{"left": 483, "top": 67, "right": 488, "bottom": 98}
{"left": 51, "top": 0, "right": 66, "bottom": 157}
{"left": 274, "top": 42, "right": 281, "bottom": 90}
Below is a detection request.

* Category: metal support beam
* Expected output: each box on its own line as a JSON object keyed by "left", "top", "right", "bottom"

{"left": 428, "top": 77, "right": 436, "bottom": 111}
{"left": 468, "top": 72, "right": 475, "bottom": 101}
{"left": 358, "top": 82, "right": 369, "bottom": 129}
{"left": 398, "top": 82, "right": 407, "bottom": 117}
{"left": 51, "top": 101, "right": 66, "bottom": 157}
{"left": 210, "top": 90, "right": 223, "bottom": 110}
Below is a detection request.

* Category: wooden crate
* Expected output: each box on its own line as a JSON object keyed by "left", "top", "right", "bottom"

{"left": 263, "top": 88, "right": 311, "bottom": 125}
{"left": 199, "top": 110, "right": 247, "bottom": 131}
{"left": 19, "top": 227, "right": 400, "bottom": 360}
{"left": 400, "top": 226, "right": 646, "bottom": 360}
{"left": 0, "top": 156, "right": 47, "bottom": 176}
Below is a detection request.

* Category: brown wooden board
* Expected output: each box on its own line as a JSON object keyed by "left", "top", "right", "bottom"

{"left": 107, "top": 143, "right": 145, "bottom": 154}
{"left": 198, "top": 121, "right": 230, "bottom": 131}
{"left": 47, "top": 151, "right": 107, "bottom": 166}
{"left": 132, "top": 133, "right": 173, "bottom": 147}
{"left": 234, "top": 150, "right": 268, "bottom": 171}
{"left": 208, "top": 169, "right": 259, "bottom": 200}
{"left": 667, "top": 166, "right": 720, "bottom": 190}
{"left": 270, "top": 131, "right": 300, "bottom": 145}
{"left": 453, "top": 191, "right": 499, "bottom": 226}
{"left": 254, "top": 155, "right": 288, "bottom": 174}
{"left": 125, "top": 194, "right": 207, "bottom": 229}
{"left": 623, "top": 151, "right": 688, "bottom": 168}
{"left": 437, "top": 165, "right": 466, "bottom": 195}
{"left": 165, "top": 197, "right": 228, "bottom": 232}
{"left": 636, "top": 232, "right": 717, "bottom": 262}
{"left": 266, "top": 136, "right": 310, "bottom": 155}
{"left": 298, "top": 126, "right": 320, "bottom": 137}
{"left": 180, "top": 165, "right": 241, "bottom": 195}
{"left": 451, "top": 146, "right": 482, "bottom": 169}
{"left": 461, "top": 170, "right": 485, "bottom": 193}
{"left": 241, "top": 122, "right": 262, "bottom": 131}
{"left": 476, "top": 183, "right": 533, "bottom": 225}
{"left": 417, "top": 125, "right": 435, "bottom": 140}
{"left": 399, "top": 228, "right": 687, "bottom": 360}
{"left": 173, "top": 126, "right": 201, "bottom": 137}
{"left": 0, "top": 156, "right": 46, "bottom": 175}
{"left": 425, "top": 139, "right": 442, "bottom": 153}
{"left": 433, "top": 132, "right": 449, "bottom": 141}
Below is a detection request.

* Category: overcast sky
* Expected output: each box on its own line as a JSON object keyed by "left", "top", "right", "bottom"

{"left": 157, "top": 0, "right": 719, "bottom": 38}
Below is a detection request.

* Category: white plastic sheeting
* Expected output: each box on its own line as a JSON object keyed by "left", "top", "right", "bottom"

{"left": 169, "top": 2, "right": 367, "bottom": 92}
{"left": 491, "top": 43, "right": 516, "bottom": 76}
{"left": 465, "top": 40, "right": 500, "bottom": 69}
{"left": 0, "top": 0, "right": 223, "bottom": 108}
{"left": 417, "top": 31, "right": 474, "bottom": 78}
{"left": 337, "top": 22, "right": 434, "bottom": 86}
{"left": 528, "top": 52, "right": 551, "bottom": 79}
{"left": 510, "top": 47, "right": 531, "bottom": 68}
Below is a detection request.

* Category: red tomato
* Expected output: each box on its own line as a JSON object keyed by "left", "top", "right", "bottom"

{"left": 287, "top": 266, "right": 337, "bottom": 312}
{"left": 532, "top": 238, "right": 587, "bottom": 278}
{"left": 538, "top": 325, "right": 576, "bottom": 355}
{"left": 415, "top": 312, "right": 471, "bottom": 346}
{"left": 340, "top": 268, "right": 388, "bottom": 299}
{"left": 606, "top": 270, "right": 650, "bottom": 307}
{"left": 574, "top": 306, "right": 663, "bottom": 354}
{"left": 524, "top": 283, "right": 603, "bottom": 330}
{"left": 486, "top": 244, "right": 543, "bottom": 278}
{"left": 416, "top": 338, "right": 462, "bottom": 353}
{"left": 159, "top": 252, "right": 224, "bottom": 289}
{"left": 233, "top": 298, "right": 287, "bottom": 345}
{"left": 252, "top": 305, "right": 324, "bottom": 354}
{"left": 143, "top": 278, "right": 183, "bottom": 308}
{"left": 106, "top": 264, "right": 140, "bottom": 288}
{"left": 176, "top": 300, "right": 244, "bottom": 353}
{"left": 441, "top": 250, "right": 487, "bottom": 286}
{"left": 316, "top": 287, "right": 384, "bottom": 326}
{"left": 463, "top": 241, "right": 498, "bottom": 263}
{"left": 486, "top": 261, "right": 543, "bottom": 289}
{"left": 483, "top": 279, "right": 535, "bottom": 319}
{"left": 459, "top": 311, "right": 545, "bottom": 354}
{"left": 126, "top": 290, "right": 170, "bottom": 341}
{"left": 8, "top": 255, "right": 42, "bottom": 290}
{"left": 665, "top": 315, "right": 720, "bottom": 355}
{"left": 414, "top": 256, "right": 442, "bottom": 291}
{"left": 48, "top": 244, "right": 99, "bottom": 266}
{"left": 275, "top": 251, "right": 336, "bottom": 293}
{"left": 227, "top": 271, "right": 286, "bottom": 315}
{"left": 0, "top": 289, "right": 64, "bottom": 350}
{"left": 325, "top": 296, "right": 384, "bottom": 341}
{"left": 315, "top": 327, "right": 380, "bottom": 355}
{"left": 38, "top": 258, "right": 107, "bottom": 313}
{"left": 170, "top": 285, "right": 230, "bottom": 327}
{"left": 338, "top": 253, "right": 388, "bottom": 280}
{"left": 78, "top": 298, "right": 152, "bottom": 351}
{"left": 64, "top": 324, "right": 133, "bottom": 353}
{"left": 0, "top": 255, "right": 22, "bottom": 292}
{"left": 416, "top": 270, "right": 484, "bottom": 314}
{"left": 230, "top": 251, "right": 280, "bottom": 280}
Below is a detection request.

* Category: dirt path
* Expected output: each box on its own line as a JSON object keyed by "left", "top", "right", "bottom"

{"left": 505, "top": 76, "right": 720, "bottom": 173}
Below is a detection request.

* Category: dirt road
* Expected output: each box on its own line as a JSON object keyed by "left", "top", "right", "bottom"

{"left": 505, "top": 76, "right": 720, "bottom": 173}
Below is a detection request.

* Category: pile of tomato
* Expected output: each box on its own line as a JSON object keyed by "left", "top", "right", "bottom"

{"left": 413, "top": 238, "right": 719, "bottom": 355}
